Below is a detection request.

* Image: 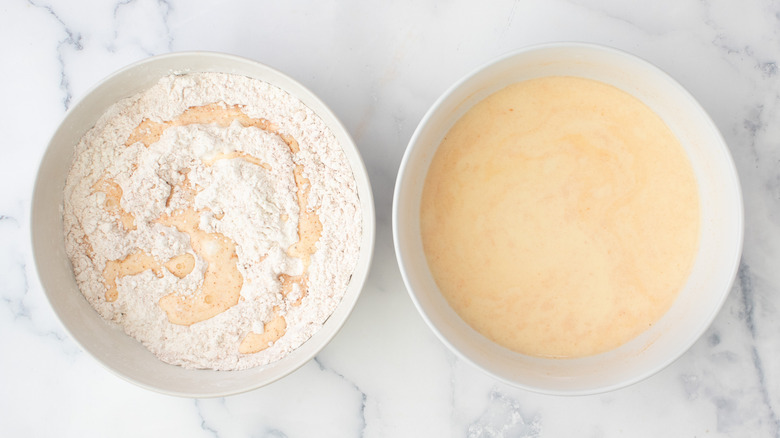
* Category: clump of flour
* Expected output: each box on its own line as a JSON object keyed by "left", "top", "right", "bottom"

{"left": 63, "top": 72, "right": 362, "bottom": 370}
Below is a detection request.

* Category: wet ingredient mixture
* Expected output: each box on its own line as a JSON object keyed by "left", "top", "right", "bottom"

{"left": 63, "top": 72, "right": 362, "bottom": 370}
{"left": 420, "top": 76, "right": 700, "bottom": 358}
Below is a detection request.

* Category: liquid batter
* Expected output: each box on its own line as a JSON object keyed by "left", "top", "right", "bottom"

{"left": 420, "top": 76, "right": 700, "bottom": 358}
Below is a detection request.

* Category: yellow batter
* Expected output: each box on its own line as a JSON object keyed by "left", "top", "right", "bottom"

{"left": 420, "top": 76, "right": 700, "bottom": 358}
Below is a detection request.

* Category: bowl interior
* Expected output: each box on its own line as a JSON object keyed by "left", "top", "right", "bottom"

{"left": 31, "top": 52, "right": 375, "bottom": 397}
{"left": 393, "top": 43, "right": 742, "bottom": 395}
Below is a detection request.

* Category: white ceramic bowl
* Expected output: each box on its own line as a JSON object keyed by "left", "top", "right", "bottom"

{"left": 31, "top": 52, "right": 375, "bottom": 397}
{"left": 393, "top": 43, "right": 743, "bottom": 395}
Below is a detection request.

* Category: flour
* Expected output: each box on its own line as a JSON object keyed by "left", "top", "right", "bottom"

{"left": 63, "top": 72, "right": 362, "bottom": 370}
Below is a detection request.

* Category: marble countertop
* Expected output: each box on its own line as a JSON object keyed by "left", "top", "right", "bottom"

{"left": 2, "top": 0, "right": 779, "bottom": 436}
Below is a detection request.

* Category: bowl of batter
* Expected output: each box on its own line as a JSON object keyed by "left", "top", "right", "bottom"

{"left": 393, "top": 43, "right": 743, "bottom": 395}
{"left": 31, "top": 52, "right": 375, "bottom": 397}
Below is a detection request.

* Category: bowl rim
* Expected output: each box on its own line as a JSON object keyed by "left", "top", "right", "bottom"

{"left": 392, "top": 41, "right": 744, "bottom": 395}
{"left": 30, "top": 50, "right": 376, "bottom": 397}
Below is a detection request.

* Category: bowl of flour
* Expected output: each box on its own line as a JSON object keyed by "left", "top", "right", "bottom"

{"left": 31, "top": 52, "right": 375, "bottom": 397}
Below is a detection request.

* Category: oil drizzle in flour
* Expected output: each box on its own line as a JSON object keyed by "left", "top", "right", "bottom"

{"left": 99, "top": 103, "right": 324, "bottom": 351}
{"left": 63, "top": 72, "right": 362, "bottom": 370}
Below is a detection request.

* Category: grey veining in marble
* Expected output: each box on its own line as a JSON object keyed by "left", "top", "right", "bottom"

{"left": 3, "top": 0, "right": 780, "bottom": 436}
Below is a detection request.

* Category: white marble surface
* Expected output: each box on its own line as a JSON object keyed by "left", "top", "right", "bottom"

{"left": 2, "top": 0, "right": 779, "bottom": 436}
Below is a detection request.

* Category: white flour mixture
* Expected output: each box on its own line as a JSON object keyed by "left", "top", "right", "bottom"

{"left": 63, "top": 72, "right": 362, "bottom": 370}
